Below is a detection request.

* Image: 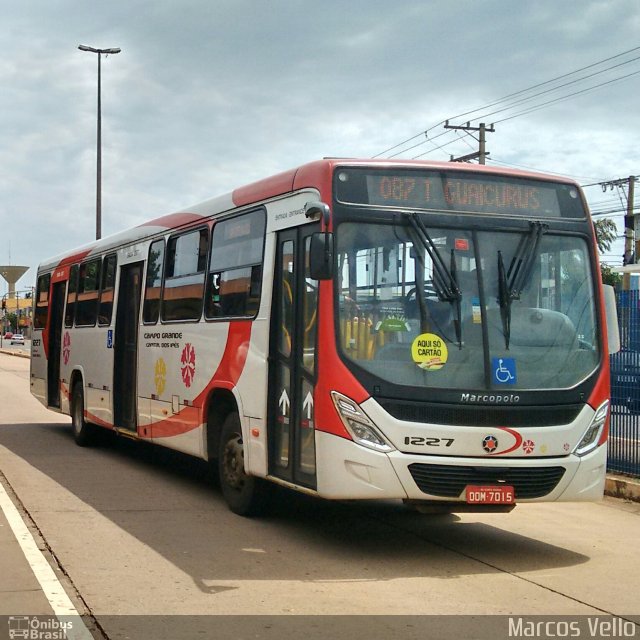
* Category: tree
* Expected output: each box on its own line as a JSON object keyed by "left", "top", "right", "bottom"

{"left": 594, "top": 218, "right": 623, "bottom": 287}
{"left": 600, "top": 263, "right": 622, "bottom": 289}
{"left": 5, "top": 312, "right": 17, "bottom": 332}
{"left": 594, "top": 218, "right": 617, "bottom": 254}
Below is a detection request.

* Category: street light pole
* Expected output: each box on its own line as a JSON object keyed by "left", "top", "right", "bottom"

{"left": 78, "top": 44, "right": 121, "bottom": 241}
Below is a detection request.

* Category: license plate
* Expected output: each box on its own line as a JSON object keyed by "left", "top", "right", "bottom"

{"left": 466, "top": 485, "right": 515, "bottom": 504}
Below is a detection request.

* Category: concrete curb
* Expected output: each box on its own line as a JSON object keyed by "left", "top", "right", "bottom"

{"left": 605, "top": 474, "right": 640, "bottom": 503}
{"left": 0, "top": 348, "right": 29, "bottom": 359}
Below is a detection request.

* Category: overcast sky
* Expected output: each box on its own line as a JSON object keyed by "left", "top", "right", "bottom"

{"left": 1, "top": 0, "right": 639, "bottom": 294}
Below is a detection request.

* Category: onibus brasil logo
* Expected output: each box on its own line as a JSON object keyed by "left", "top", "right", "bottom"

{"left": 8, "top": 616, "right": 73, "bottom": 640}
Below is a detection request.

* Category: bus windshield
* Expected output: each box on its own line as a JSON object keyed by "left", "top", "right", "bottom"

{"left": 336, "top": 219, "right": 599, "bottom": 391}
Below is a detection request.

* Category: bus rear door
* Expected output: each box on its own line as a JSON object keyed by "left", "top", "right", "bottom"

{"left": 47, "top": 281, "right": 66, "bottom": 408}
{"left": 113, "top": 261, "right": 143, "bottom": 431}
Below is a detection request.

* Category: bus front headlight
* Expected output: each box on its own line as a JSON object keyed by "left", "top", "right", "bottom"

{"left": 331, "top": 391, "right": 395, "bottom": 453}
{"left": 574, "top": 401, "right": 608, "bottom": 457}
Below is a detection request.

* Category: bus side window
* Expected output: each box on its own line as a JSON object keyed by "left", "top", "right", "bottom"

{"left": 34, "top": 272, "right": 51, "bottom": 330}
{"left": 143, "top": 240, "right": 165, "bottom": 324}
{"left": 205, "top": 210, "right": 266, "bottom": 320}
{"left": 161, "top": 228, "right": 208, "bottom": 322}
{"left": 64, "top": 264, "right": 79, "bottom": 328}
{"left": 76, "top": 259, "right": 101, "bottom": 327}
{"left": 302, "top": 236, "right": 319, "bottom": 374}
{"left": 98, "top": 254, "right": 117, "bottom": 326}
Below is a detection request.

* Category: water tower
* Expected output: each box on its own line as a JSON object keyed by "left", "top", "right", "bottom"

{"left": 0, "top": 266, "right": 29, "bottom": 298}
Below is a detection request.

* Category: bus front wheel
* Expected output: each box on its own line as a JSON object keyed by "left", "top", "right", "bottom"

{"left": 218, "top": 412, "right": 270, "bottom": 516}
{"left": 71, "top": 382, "right": 97, "bottom": 447}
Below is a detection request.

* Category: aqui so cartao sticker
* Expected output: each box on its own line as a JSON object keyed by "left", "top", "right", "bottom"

{"left": 411, "top": 332, "right": 448, "bottom": 371}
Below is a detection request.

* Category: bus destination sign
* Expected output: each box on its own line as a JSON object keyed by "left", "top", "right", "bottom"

{"left": 335, "top": 169, "right": 583, "bottom": 218}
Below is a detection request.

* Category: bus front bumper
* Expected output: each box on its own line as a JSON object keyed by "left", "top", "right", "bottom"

{"left": 315, "top": 430, "right": 607, "bottom": 503}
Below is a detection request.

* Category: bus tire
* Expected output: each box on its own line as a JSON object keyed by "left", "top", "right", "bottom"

{"left": 71, "top": 382, "right": 96, "bottom": 447}
{"left": 218, "top": 412, "right": 270, "bottom": 516}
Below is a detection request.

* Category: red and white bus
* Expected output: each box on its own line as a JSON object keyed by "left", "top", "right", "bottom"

{"left": 30, "top": 159, "right": 619, "bottom": 515}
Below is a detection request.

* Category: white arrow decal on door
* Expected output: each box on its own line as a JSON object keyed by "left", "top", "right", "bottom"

{"left": 302, "top": 391, "right": 314, "bottom": 420}
{"left": 279, "top": 389, "right": 290, "bottom": 415}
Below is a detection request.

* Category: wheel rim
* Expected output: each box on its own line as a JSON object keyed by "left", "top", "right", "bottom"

{"left": 222, "top": 433, "right": 246, "bottom": 491}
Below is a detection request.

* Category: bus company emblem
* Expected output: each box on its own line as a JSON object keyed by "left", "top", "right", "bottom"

{"left": 62, "top": 332, "right": 71, "bottom": 365}
{"left": 482, "top": 435, "right": 498, "bottom": 453}
{"left": 522, "top": 439, "right": 535, "bottom": 455}
{"left": 180, "top": 343, "right": 196, "bottom": 388}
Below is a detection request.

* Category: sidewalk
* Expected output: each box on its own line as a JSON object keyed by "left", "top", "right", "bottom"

{"left": 0, "top": 481, "right": 58, "bottom": 615}
{"left": 605, "top": 473, "right": 640, "bottom": 502}
{"left": 0, "top": 347, "right": 30, "bottom": 360}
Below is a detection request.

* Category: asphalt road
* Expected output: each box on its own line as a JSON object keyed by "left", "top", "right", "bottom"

{"left": 0, "top": 353, "right": 638, "bottom": 639}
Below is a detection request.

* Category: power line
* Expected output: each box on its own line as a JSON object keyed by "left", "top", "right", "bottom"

{"left": 439, "top": 45, "right": 640, "bottom": 128}
{"left": 492, "top": 68, "right": 640, "bottom": 125}
{"left": 486, "top": 157, "right": 602, "bottom": 182}
{"left": 374, "top": 45, "right": 640, "bottom": 159}
{"left": 582, "top": 176, "right": 640, "bottom": 188}
{"left": 457, "top": 54, "right": 640, "bottom": 126}
{"left": 591, "top": 207, "right": 640, "bottom": 217}
{"left": 410, "top": 134, "right": 467, "bottom": 160}
{"left": 373, "top": 131, "right": 428, "bottom": 158}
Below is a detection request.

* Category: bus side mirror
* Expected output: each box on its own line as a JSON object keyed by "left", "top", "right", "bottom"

{"left": 309, "top": 232, "right": 334, "bottom": 280}
{"left": 603, "top": 284, "right": 620, "bottom": 354}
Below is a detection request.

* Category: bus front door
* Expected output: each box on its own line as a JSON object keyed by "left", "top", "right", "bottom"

{"left": 113, "top": 261, "right": 143, "bottom": 432}
{"left": 269, "top": 225, "right": 319, "bottom": 489}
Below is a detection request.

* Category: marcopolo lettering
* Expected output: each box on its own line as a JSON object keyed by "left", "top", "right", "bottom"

{"left": 461, "top": 393, "right": 520, "bottom": 403}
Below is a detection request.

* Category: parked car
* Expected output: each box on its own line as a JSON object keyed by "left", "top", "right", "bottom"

{"left": 3, "top": 331, "right": 13, "bottom": 339}
{"left": 10, "top": 333, "right": 24, "bottom": 345}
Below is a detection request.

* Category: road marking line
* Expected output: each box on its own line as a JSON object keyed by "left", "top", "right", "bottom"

{"left": 0, "top": 481, "right": 93, "bottom": 638}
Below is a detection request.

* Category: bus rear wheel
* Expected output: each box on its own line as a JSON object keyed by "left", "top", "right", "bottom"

{"left": 218, "top": 412, "right": 270, "bottom": 516}
{"left": 71, "top": 382, "right": 97, "bottom": 447}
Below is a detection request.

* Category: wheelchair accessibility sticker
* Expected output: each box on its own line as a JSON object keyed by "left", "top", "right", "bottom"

{"left": 492, "top": 357, "right": 516, "bottom": 385}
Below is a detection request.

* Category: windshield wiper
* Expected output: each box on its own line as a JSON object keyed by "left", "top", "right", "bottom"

{"left": 497, "top": 250, "right": 512, "bottom": 349}
{"left": 406, "top": 213, "right": 462, "bottom": 347}
{"left": 497, "top": 221, "right": 547, "bottom": 349}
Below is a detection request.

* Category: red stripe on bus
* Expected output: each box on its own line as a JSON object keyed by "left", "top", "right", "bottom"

{"left": 232, "top": 161, "right": 335, "bottom": 212}
{"left": 232, "top": 169, "right": 298, "bottom": 207}
{"left": 146, "top": 405, "right": 201, "bottom": 438}
{"left": 314, "top": 278, "right": 369, "bottom": 439}
{"left": 85, "top": 412, "right": 115, "bottom": 429}
{"left": 138, "top": 211, "right": 204, "bottom": 229}
{"left": 204, "top": 321, "right": 253, "bottom": 390}
{"left": 151, "top": 321, "right": 252, "bottom": 438}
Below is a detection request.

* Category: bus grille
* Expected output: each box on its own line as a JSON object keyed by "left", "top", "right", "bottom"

{"left": 379, "top": 400, "right": 582, "bottom": 427}
{"left": 407, "top": 463, "right": 566, "bottom": 499}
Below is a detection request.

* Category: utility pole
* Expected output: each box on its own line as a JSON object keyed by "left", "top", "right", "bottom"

{"left": 599, "top": 175, "right": 638, "bottom": 289}
{"left": 445, "top": 121, "right": 495, "bottom": 164}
